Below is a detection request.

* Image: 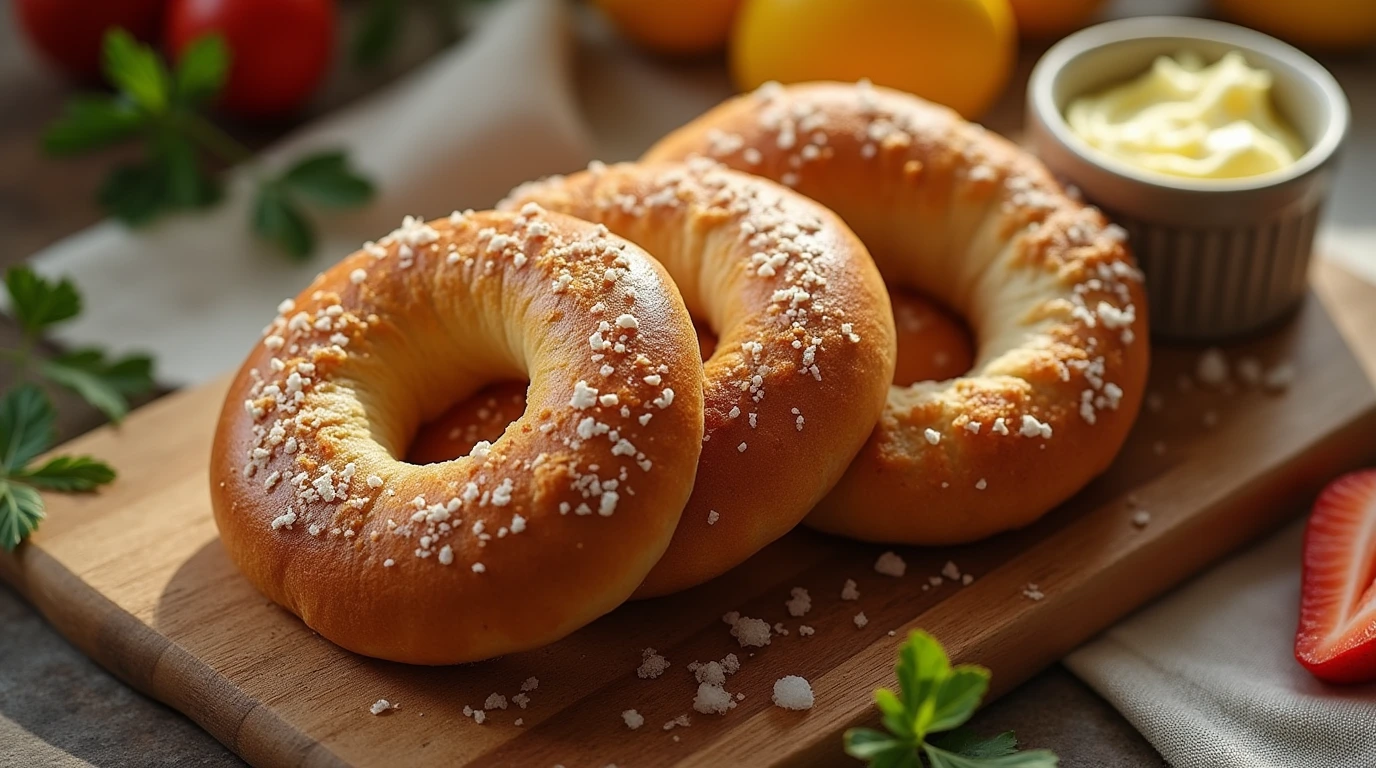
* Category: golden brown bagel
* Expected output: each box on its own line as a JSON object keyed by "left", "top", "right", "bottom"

{"left": 645, "top": 81, "right": 1149, "bottom": 544}
{"left": 210, "top": 207, "right": 706, "bottom": 664}
{"left": 503, "top": 160, "right": 896, "bottom": 596}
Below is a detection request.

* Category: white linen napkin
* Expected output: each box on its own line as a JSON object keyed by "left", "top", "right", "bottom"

{"left": 1066, "top": 521, "right": 1376, "bottom": 768}
{"left": 23, "top": 0, "right": 1376, "bottom": 765}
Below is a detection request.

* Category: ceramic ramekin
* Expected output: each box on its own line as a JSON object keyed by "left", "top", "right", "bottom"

{"left": 1027, "top": 17, "right": 1349, "bottom": 341}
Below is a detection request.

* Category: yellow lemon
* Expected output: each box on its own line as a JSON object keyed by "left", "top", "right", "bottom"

{"left": 730, "top": 0, "right": 1017, "bottom": 119}
{"left": 1008, "top": 0, "right": 1105, "bottom": 39}
{"left": 1214, "top": 0, "right": 1376, "bottom": 51}
{"left": 593, "top": 0, "right": 744, "bottom": 56}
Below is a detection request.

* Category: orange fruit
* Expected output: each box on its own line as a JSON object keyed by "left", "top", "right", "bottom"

{"left": 1007, "top": 0, "right": 1105, "bottom": 39}
{"left": 730, "top": 0, "right": 1017, "bottom": 119}
{"left": 593, "top": 0, "right": 744, "bottom": 56}
{"left": 1214, "top": 0, "right": 1376, "bottom": 51}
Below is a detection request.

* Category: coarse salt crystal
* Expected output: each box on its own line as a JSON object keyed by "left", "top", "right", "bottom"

{"left": 841, "top": 578, "right": 860, "bottom": 600}
{"left": 874, "top": 551, "right": 906, "bottom": 577}
{"left": 622, "top": 709, "right": 644, "bottom": 730}
{"left": 771, "top": 676, "right": 814, "bottom": 710}
{"left": 369, "top": 699, "right": 394, "bottom": 715}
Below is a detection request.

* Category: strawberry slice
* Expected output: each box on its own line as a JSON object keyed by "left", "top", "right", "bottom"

{"left": 1296, "top": 469, "right": 1376, "bottom": 683}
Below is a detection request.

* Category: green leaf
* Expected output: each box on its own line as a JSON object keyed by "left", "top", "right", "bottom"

{"left": 42, "top": 95, "right": 145, "bottom": 155}
{"left": 0, "top": 480, "right": 44, "bottom": 552}
{"left": 253, "top": 184, "right": 315, "bottom": 259}
{"left": 281, "top": 151, "right": 375, "bottom": 208}
{"left": 0, "top": 385, "right": 56, "bottom": 472}
{"left": 932, "top": 730, "right": 1019, "bottom": 759}
{"left": 153, "top": 132, "right": 220, "bottom": 209}
{"left": 874, "top": 688, "right": 915, "bottom": 740}
{"left": 352, "top": 0, "right": 404, "bottom": 69}
{"left": 924, "top": 743, "right": 1059, "bottom": 768}
{"left": 173, "top": 35, "right": 230, "bottom": 106}
{"left": 897, "top": 630, "right": 951, "bottom": 738}
{"left": 4, "top": 267, "right": 81, "bottom": 336}
{"left": 99, "top": 160, "right": 167, "bottom": 225}
{"left": 844, "top": 728, "right": 911, "bottom": 761}
{"left": 41, "top": 349, "right": 154, "bottom": 423}
{"left": 102, "top": 29, "right": 170, "bottom": 114}
{"left": 19, "top": 456, "right": 116, "bottom": 492}
{"left": 928, "top": 666, "right": 991, "bottom": 733}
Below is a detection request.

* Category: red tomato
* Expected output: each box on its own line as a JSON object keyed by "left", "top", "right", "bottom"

{"left": 165, "top": 0, "right": 336, "bottom": 118}
{"left": 15, "top": 0, "right": 165, "bottom": 80}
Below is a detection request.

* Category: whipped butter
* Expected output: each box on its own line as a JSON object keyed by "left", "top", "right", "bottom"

{"left": 1066, "top": 51, "right": 1305, "bottom": 180}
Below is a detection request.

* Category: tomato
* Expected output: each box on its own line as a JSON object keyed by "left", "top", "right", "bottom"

{"left": 165, "top": 0, "right": 336, "bottom": 118}
{"left": 15, "top": 0, "right": 165, "bottom": 80}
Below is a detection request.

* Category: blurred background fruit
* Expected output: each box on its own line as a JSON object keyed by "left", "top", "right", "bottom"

{"left": 1213, "top": 0, "right": 1376, "bottom": 51}
{"left": 1007, "top": 0, "right": 1105, "bottom": 39}
{"left": 166, "top": 0, "right": 336, "bottom": 117}
{"left": 592, "top": 0, "right": 743, "bottom": 56}
{"left": 730, "top": 0, "right": 1017, "bottom": 119}
{"left": 14, "top": 0, "right": 165, "bottom": 80}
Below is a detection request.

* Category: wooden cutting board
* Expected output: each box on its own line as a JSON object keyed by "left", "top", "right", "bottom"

{"left": 4, "top": 262, "right": 1376, "bottom": 768}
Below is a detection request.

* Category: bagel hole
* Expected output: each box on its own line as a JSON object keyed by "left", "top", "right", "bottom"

{"left": 889, "top": 287, "right": 976, "bottom": 386}
{"left": 694, "top": 318, "right": 718, "bottom": 362}
{"left": 405, "top": 380, "right": 530, "bottom": 465}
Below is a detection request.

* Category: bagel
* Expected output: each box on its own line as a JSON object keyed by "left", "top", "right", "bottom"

{"left": 645, "top": 81, "right": 1149, "bottom": 544}
{"left": 210, "top": 207, "right": 706, "bottom": 664}
{"left": 502, "top": 160, "right": 896, "bottom": 596}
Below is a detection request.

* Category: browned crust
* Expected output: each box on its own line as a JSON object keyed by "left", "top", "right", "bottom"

{"left": 210, "top": 208, "right": 706, "bottom": 663}
{"left": 645, "top": 81, "right": 1150, "bottom": 543}
{"left": 502, "top": 161, "right": 897, "bottom": 594}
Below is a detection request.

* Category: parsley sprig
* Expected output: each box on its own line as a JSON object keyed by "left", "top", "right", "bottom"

{"left": 845, "top": 631, "right": 1059, "bottom": 767}
{"left": 3, "top": 266, "right": 154, "bottom": 424}
{"left": 43, "top": 30, "right": 375, "bottom": 260}
{"left": 0, "top": 267, "right": 145, "bottom": 550}
{"left": 0, "top": 384, "right": 116, "bottom": 551}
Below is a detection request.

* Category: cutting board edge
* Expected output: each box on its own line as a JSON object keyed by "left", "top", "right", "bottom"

{"left": 768, "top": 391, "right": 1376, "bottom": 768}
{"left": 0, "top": 544, "right": 349, "bottom": 768}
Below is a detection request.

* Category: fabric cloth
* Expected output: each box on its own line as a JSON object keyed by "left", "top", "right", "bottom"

{"left": 22, "top": 0, "right": 1376, "bottom": 766}
{"left": 1066, "top": 521, "right": 1376, "bottom": 768}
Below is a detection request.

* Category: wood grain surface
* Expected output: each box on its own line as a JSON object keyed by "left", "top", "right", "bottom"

{"left": 3, "top": 270, "right": 1376, "bottom": 768}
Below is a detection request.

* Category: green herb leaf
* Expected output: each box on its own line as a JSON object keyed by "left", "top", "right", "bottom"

{"left": 153, "top": 131, "right": 221, "bottom": 209}
{"left": 844, "top": 728, "right": 910, "bottom": 761}
{"left": 98, "top": 160, "right": 167, "bottom": 225}
{"left": 42, "top": 96, "right": 145, "bottom": 156}
{"left": 928, "top": 666, "right": 991, "bottom": 733}
{"left": 0, "top": 385, "right": 56, "bottom": 473}
{"left": 102, "top": 29, "right": 170, "bottom": 114}
{"left": 40, "top": 349, "right": 154, "bottom": 423}
{"left": 931, "top": 730, "right": 1019, "bottom": 759}
{"left": 0, "top": 479, "right": 44, "bottom": 552}
{"left": 846, "top": 632, "right": 1059, "bottom": 767}
{"left": 5, "top": 267, "right": 81, "bottom": 336}
{"left": 874, "top": 688, "right": 914, "bottom": 740}
{"left": 924, "top": 743, "right": 1060, "bottom": 768}
{"left": 897, "top": 630, "right": 951, "bottom": 739}
{"left": 19, "top": 456, "right": 116, "bottom": 492}
{"left": 253, "top": 184, "right": 316, "bottom": 259}
{"left": 352, "top": 0, "right": 404, "bottom": 69}
{"left": 282, "top": 151, "right": 376, "bottom": 208}
{"left": 173, "top": 34, "right": 230, "bottom": 107}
